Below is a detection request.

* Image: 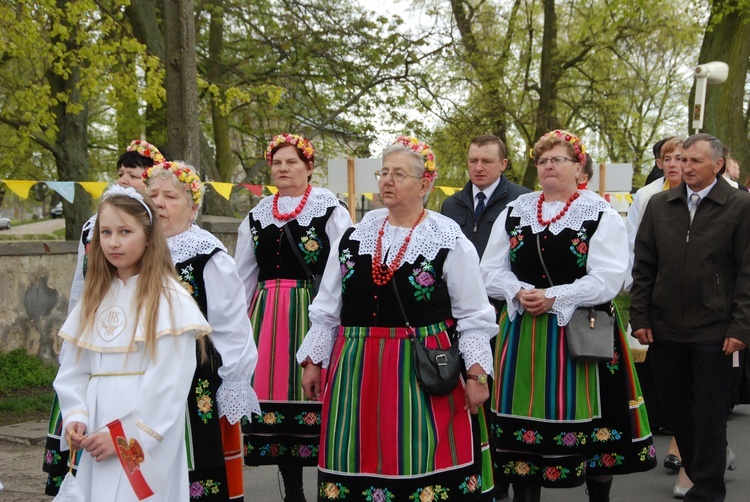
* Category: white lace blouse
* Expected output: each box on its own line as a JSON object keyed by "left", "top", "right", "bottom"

{"left": 480, "top": 190, "right": 628, "bottom": 326}
{"left": 296, "top": 209, "right": 497, "bottom": 375}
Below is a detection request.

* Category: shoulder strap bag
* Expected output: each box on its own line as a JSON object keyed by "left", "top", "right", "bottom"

{"left": 391, "top": 280, "right": 461, "bottom": 395}
{"left": 535, "top": 233, "right": 614, "bottom": 362}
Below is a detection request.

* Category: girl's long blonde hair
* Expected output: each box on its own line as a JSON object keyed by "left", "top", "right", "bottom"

{"left": 79, "top": 191, "right": 177, "bottom": 357}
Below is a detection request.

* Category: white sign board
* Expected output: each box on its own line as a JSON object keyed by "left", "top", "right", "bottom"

{"left": 328, "top": 158, "right": 381, "bottom": 194}
{"left": 589, "top": 163, "right": 633, "bottom": 193}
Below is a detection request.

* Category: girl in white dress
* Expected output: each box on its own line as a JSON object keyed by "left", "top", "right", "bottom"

{"left": 54, "top": 186, "right": 211, "bottom": 501}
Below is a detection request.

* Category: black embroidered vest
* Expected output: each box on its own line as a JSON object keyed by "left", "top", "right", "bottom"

{"left": 248, "top": 206, "right": 336, "bottom": 282}
{"left": 505, "top": 213, "right": 603, "bottom": 288}
{"left": 337, "top": 227, "right": 453, "bottom": 327}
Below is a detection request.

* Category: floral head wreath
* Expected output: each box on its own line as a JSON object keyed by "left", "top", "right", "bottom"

{"left": 393, "top": 135, "right": 437, "bottom": 180}
{"left": 127, "top": 139, "right": 165, "bottom": 164}
{"left": 142, "top": 161, "right": 204, "bottom": 207}
{"left": 530, "top": 130, "right": 587, "bottom": 165}
{"left": 266, "top": 133, "right": 315, "bottom": 166}
{"left": 101, "top": 185, "right": 153, "bottom": 223}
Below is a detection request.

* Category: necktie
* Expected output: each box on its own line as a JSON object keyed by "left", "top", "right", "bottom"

{"left": 474, "top": 192, "right": 486, "bottom": 222}
{"left": 689, "top": 193, "right": 700, "bottom": 225}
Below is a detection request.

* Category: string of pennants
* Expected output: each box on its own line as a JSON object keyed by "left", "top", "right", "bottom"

{"left": 0, "top": 179, "right": 636, "bottom": 204}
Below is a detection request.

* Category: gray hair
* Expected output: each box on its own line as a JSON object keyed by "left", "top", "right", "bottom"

{"left": 381, "top": 143, "right": 425, "bottom": 178}
{"left": 683, "top": 134, "right": 724, "bottom": 163}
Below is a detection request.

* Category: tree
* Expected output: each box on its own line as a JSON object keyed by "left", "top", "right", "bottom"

{"left": 697, "top": 0, "right": 750, "bottom": 170}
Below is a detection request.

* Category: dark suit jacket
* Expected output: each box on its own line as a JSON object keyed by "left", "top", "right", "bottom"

{"left": 440, "top": 175, "right": 530, "bottom": 259}
{"left": 630, "top": 178, "right": 750, "bottom": 345}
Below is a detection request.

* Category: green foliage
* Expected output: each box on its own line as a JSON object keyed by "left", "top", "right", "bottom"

{"left": 0, "top": 349, "right": 57, "bottom": 395}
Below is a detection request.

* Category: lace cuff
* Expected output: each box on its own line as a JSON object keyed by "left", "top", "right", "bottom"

{"left": 502, "top": 280, "right": 535, "bottom": 321}
{"left": 297, "top": 325, "right": 338, "bottom": 368}
{"left": 217, "top": 381, "right": 262, "bottom": 424}
{"left": 545, "top": 284, "right": 580, "bottom": 326}
{"left": 458, "top": 330, "right": 494, "bottom": 376}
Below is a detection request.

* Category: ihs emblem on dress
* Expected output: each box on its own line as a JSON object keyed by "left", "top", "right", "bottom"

{"left": 96, "top": 306, "right": 127, "bottom": 342}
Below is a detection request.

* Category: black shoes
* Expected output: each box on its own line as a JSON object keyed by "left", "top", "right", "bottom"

{"left": 663, "top": 453, "right": 682, "bottom": 471}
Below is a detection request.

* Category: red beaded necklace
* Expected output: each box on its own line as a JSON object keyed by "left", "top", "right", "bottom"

{"left": 371, "top": 209, "right": 426, "bottom": 286}
{"left": 273, "top": 184, "right": 312, "bottom": 221}
{"left": 537, "top": 192, "right": 579, "bottom": 226}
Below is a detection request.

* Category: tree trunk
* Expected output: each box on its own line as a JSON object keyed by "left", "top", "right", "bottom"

{"left": 163, "top": 0, "right": 200, "bottom": 167}
{"left": 523, "top": 0, "right": 561, "bottom": 189}
{"left": 698, "top": 0, "right": 750, "bottom": 170}
{"left": 48, "top": 0, "right": 91, "bottom": 240}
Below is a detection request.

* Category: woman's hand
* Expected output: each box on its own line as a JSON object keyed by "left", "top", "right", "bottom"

{"left": 301, "top": 362, "right": 323, "bottom": 401}
{"left": 464, "top": 364, "right": 489, "bottom": 414}
{"left": 64, "top": 422, "right": 87, "bottom": 450}
{"left": 80, "top": 431, "right": 116, "bottom": 462}
{"left": 517, "top": 288, "right": 555, "bottom": 316}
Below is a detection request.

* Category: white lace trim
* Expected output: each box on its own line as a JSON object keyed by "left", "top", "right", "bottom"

{"left": 350, "top": 209, "right": 463, "bottom": 264}
{"left": 167, "top": 225, "right": 226, "bottom": 264}
{"left": 84, "top": 214, "right": 97, "bottom": 243}
{"left": 216, "top": 381, "right": 262, "bottom": 423}
{"left": 250, "top": 187, "right": 341, "bottom": 229}
{"left": 297, "top": 325, "right": 339, "bottom": 368}
{"left": 508, "top": 190, "right": 611, "bottom": 236}
{"left": 458, "top": 330, "right": 494, "bottom": 375}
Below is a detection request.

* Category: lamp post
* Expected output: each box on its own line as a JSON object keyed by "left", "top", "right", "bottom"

{"left": 692, "top": 61, "right": 729, "bottom": 134}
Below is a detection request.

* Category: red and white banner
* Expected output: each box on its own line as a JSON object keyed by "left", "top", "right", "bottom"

{"left": 107, "top": 416, "right": 163, "bottom": 500}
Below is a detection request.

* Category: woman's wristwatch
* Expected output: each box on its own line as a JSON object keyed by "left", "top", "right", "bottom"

{"left": 466, "top": 373, "right": 488, "bottom": 384}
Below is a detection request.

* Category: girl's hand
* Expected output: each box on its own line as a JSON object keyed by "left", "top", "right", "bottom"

{"left": 518, "top": 289, "right": 555, "bottom": 316}
{"left": 80, "top": 431, "right": 116, "bottom": 462}
{"left": 64, "top": 422, "right": 87, "bottom": 450}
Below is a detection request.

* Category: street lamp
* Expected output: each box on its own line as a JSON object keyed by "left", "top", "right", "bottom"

{"left": 692, "top": 61, "right": 729, "bottom": 134}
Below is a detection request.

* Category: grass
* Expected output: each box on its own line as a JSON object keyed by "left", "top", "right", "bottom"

{"left": 0, "top": 349, "right": 57, "bottom": 426}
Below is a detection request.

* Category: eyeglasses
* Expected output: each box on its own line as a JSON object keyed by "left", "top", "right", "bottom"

{"left": 374, "top": 170, "right": 421, "bottom": 183}
{"left": 535, "top": 156, "right": 578, "bottom": 167}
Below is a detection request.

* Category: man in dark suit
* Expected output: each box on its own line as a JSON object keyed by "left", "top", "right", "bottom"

{"left": 631, "top": 133, "right": 750, "bottom": 501}
{"left": 441, "top": 134, "right": 529, "bottom": 259}
{"left": 441, "top": 135, "right": 529, "bottom": 500}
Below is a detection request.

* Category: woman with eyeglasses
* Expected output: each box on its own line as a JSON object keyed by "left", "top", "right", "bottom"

{"left": 480, "top": 130, "right": 656, "bottom": 502}
{"left": 297, "top": 136, "right": 497, "bottom": 500}
{"left": 234, "top": 133, "right": 351, "bottom": 501}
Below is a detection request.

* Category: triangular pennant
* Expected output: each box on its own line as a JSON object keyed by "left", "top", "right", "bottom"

{"left": 604, "top": 193, "right": 611, "bottom": 203}
{"left": 46, "top": 181, "right": 76, "bottom": 203}
{"left": 78, "top": 182, "right": 109, "bottom": 199}
{"left": 206, "top": 182, "right": 234, "bottom": 200}
{"left": 362, "top": 193, "right": 374, "bottom": 201}
{"left": 2, "top": 180, "right": 37, "bottom": 199}
{"left": 625, "top": 193, "right": 633, "bottom": 203}
{"left": 239, "top": 183, "right": 263, "bottom": 197}
{"left": 266, "top": 186, "right": 278, "bottom": 195}
{"left": 438, "top": 186, "right": 457, "bottom": 195}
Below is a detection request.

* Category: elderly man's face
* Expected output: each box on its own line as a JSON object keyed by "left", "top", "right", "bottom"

{"left": 681, "top": 140, "right": 723, "bottom": 192}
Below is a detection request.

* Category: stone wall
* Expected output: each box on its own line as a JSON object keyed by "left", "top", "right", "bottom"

{"left": 0, "top": 216, "right": 242, "bottom": 363}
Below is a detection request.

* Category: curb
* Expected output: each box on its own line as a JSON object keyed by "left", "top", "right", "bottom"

{"left": 0, "top": 421, "right": 48, "bottom": 448}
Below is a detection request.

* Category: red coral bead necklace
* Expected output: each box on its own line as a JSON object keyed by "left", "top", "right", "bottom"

{"left": 273, "top": 184, "right": 312, "bottom": 221}
{"left": 372, "top": 208, "right": 426, "bottom": 286}
{"left": 537, "top": 191, "right": 579, "bottom": 226}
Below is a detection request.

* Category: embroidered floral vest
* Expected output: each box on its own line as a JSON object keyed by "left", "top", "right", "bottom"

{"left": 337, "top": 227, "right": 453, "bottom": 327}
{"left": 175, "top": 249, "right": 222, "bottom": 316}
{"left": 248, "top": 206, "right": 336, "bottom": 282}
{"left": 505, "top": 213, "right": 603, "bottom": 288}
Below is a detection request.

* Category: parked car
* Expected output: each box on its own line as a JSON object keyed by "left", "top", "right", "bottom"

{"left": 0, "top": 216, "right": 10, "bottom": 230}
{"left": 50, "top": 202, "right": 63, "bottom": 218}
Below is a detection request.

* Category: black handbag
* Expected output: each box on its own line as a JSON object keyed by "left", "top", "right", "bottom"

{"left": 535, "top": 234, "right": 614, "bottom": 362}
{"left": 283, "top": 224, "right": 322, "bottom": 297}
{"left": 391, "top": 281, "right": 461, "bottom": 396}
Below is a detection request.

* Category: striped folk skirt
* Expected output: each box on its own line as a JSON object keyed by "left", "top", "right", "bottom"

{"left": 491, "top": 305, "right": 656, "bottom": 488}
{"left": 318, "top": 322, "right": 489, "bottom": 500}
{"left": 243, "top": 279, "right": 321, "bottom": 467}
{"left": 42, "top": 393, "right": 81, "bottom": 495}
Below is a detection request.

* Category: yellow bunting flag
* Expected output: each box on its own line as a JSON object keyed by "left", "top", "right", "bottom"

{"left": 625, "top": 194, "right": 633, "bottom": 203}
{"left": 2, "top": 180, "right": 38, "bottom": 199}
{"left": 78, "top": 182, "right": 109, "bottom": 199}
{"left": 207, "top": 182, "right": 234, "bottom": 201}
{"left": 266, "top": 186, "right": 278, "bottom": 195}
{"left": 362, "top": 193, "right": 374, "bottom": 201}
{"left": 438, "top": 186, "right": 458, "bottom": 196}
